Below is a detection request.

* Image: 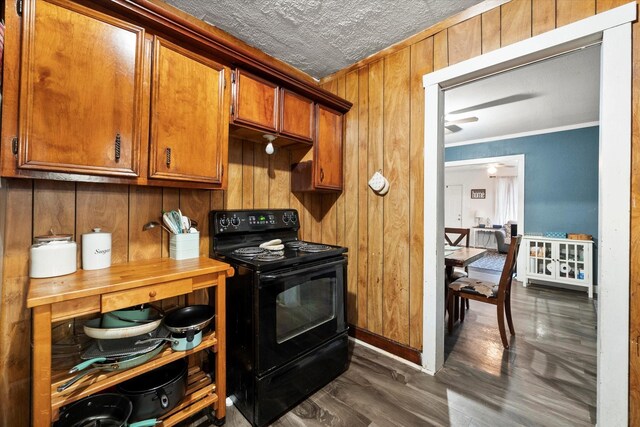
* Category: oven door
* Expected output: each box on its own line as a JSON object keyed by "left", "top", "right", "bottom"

{"left": 256, "top": 257, "right": 347, "bottom": 375}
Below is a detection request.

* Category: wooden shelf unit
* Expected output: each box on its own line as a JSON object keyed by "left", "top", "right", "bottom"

{"left": 26, "top": 257, "right": 233, "bottom": 426}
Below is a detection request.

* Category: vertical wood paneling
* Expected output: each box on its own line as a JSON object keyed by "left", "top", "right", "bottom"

{"left": 357, "top": 66, "right": 369, "bottom": 329}
{"left": 162, "top": 188, "right": 180, "bottom": 258}
{"left": 367, "top": 59, "right": 385, "bottom": 335}
{"left": 76, "top": 183, "right": 129, "bottom": 264}
{"left": 532, "top": 0, "right": 557, "bottom": 36}
{"left": 253, "top": 148, "right": 270, "bottom": 208}
{"left": 0, "top": 180, "right": 33, "bottom": 427}
{"left": 179, "top": 189, "right": 211, "bottom": 255}
{"left": 382, "top": 48, "right": 411, "bottom": 345}
{"left": 501, "top": 0, "right": 532, "bottom": 46}
{"left": 129, "top": 186, "right": 162, "bottom": 261}
{"left": 482, "top": 8, "right": 501, "bottom": 53}
{"left": 242, "top": 140, "right": 254, "bottom": 209}
{"left": 596, "top": 0, "right": 631, "bottom": 13}
{"left": 33, "top": 181, "right": 75, "bottom": 238}
{"left": 556, "top": 0, "right": 595, "bottom": 27}
{"left": 344, "top": 70, "right": 359, "bottom": 324}
{"left": 225, "top": 139, "right": 243, "bottom": 209}
{"left": 310, "top": 195, "right": 322, "bottom": 242}
{"left": 434, "top": 30, "right": 449, "bottom": 70}
{"left": 409, "top": 37, "right": 433, "bottom": 350}
{"left": 447, "top": 16, "right": 482, "bottom": 65}
{"left": 269, "top": 150, "right": 291, "bottom": 209}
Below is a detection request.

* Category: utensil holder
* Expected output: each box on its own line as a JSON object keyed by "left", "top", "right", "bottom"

{"left": 170, "top": 232, "right": 200, "bottom": 260}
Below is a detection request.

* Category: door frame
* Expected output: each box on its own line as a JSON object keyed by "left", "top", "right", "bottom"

{"left": 445, "top": 154, "right": 525, "bottom": 279}
{"left": 421, "top": 4, "right": 635, "bottom": 425}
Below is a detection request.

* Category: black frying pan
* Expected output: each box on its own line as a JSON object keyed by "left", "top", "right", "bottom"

{"left": 163, "top": 305, "right": 215, "bottom": 342}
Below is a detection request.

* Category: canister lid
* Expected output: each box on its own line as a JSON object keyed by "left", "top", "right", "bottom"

{"left": 87, "top": 227, "right": 110, "bottom": 234}
{"left": 33, "top": 233, "right": 73, "bottom": 243}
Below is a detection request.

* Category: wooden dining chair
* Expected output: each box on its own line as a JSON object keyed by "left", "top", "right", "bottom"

{"left": 444, "top": 227, "right": 471, "bottom": 310}
{"left": 447, "top": 235, "right": 522, "bottom": 349}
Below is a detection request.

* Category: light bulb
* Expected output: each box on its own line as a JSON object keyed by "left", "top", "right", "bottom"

{"left": 487, "top": 166, "right": 498, "bottom": 174}
{"left": 263, "top": 134, "right": 276, "bottom": 155}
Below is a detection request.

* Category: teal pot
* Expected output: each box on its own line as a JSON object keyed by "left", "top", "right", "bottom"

{"left": 135, "top": 330, "right": 203, "bottom": 351}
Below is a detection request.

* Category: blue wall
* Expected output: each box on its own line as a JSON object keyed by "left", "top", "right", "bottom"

{"left": 445, "top": 126, "right": 599, "bottom": 240}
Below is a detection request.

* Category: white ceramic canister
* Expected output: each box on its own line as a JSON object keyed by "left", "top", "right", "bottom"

{"left": 30, "top": 234, "right": 77, "bottom": 278}
{"left": 82, "top": 228, "right": 112, "bottom": 270}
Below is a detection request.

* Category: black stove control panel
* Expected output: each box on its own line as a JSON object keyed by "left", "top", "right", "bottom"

{"left": 212, "top": 209, "right": 299, "bottom": 234}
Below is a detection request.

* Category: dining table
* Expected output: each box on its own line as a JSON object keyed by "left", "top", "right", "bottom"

{"left": 444, "top": 246, "right": 487, "bottom": 321}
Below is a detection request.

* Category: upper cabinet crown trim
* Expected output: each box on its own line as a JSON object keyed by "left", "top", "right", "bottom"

{"left": 101, "top": 0, "right": 352, "bottom": 113}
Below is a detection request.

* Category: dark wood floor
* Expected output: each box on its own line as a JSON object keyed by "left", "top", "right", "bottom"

{"left": 192, "top": 282, "right": 597, "bottom": 427}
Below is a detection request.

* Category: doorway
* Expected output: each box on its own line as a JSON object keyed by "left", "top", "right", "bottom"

{"left": 444, "top": 184, "right": 462, "bottom": 228}
{"left": 421, "top": 4, "right": 634, "bottom": 425}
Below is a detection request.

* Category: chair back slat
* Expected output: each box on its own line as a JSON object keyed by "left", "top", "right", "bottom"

{"left": 444, "top": 227, "right": 470, "bottom": 247}
{"left": 497, "top": 235, "right": 522, "bottom": 300}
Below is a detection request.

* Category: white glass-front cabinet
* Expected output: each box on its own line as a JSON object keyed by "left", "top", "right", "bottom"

{"left": 522, "top": 236, "right": 593, "bottom": 298}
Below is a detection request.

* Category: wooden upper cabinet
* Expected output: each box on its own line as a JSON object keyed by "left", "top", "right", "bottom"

{"left": 279, "top": 89, "right": 314, "bottom": 143}
{"left": 149, "top": 37, "right": 230, "bottom": 186}
{"left": 314, "top": 105, "right": 343, "bottom": 190}
{"left": 232, "top": 69, "right": 278, "bottom": 133}
{"left": 18, "top": 0, "right": 146, "bottom": 177}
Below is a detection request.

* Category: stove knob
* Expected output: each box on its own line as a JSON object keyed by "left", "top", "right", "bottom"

{"left": 231, "top": 216, "right": 240, "bottom": 227}
{"left": 290, "top": 214, "right": 297, "bottom": 223}
{"left": 219, "top": 217, "right": 230, "bottom": 228}
{"left": 282, "top": 215, "right": 289, "bottom": 223}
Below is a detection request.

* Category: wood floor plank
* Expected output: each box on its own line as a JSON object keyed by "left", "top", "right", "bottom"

{"left": 211, "top": 283, "right": 596, "bottom": 427}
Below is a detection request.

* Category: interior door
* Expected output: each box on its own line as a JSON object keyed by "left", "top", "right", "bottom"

{"left": 444, "top": 184, "right": 463, "bottom": 227}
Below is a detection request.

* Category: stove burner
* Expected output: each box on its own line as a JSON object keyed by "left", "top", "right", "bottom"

{"left": 255, "top": 251, "right": 285, "bottom": 261}
{"left": 233, "top": 247, "right": 266, "bottom": 257}
{"left": 285, "top": 241, "right": 305, "bottom": 249}
{"left": 297, "top": 243, "right": 332, "bottom": 253}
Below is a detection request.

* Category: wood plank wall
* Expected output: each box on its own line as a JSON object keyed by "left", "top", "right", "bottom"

{"left": 320, "top": 0, "right": 639, "bottom": 423}
{"left": 0, "top": 137, "right": 332, "bottom": 425}
{"left": 1, "top": 0, "right": 639, "bottom": 424}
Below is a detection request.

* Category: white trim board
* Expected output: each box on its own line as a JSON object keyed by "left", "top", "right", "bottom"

{"left": 422, "top": 3, "right": 635, "bottom": 426}
{"left": 445, "top": 121, "right": 599, "bottom": 148}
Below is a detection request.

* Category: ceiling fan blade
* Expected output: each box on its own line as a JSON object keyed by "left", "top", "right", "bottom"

{"left": 445, "top": 116, "right": 478, "bottom": 125}
{"left": 447, "top": 93, "right": 537, "bottom": 115}
{"left": 444, "top": 124, "right": 462, "bottom": 133}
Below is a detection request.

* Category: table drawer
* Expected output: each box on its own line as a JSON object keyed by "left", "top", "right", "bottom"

{"left": 101, "top": 279, "right": 193, "bottom": 312}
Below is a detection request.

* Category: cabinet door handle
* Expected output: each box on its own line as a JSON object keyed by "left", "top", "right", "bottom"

{"left": 165, "top": 148, "right": 172, "bottom": 167}
{"left": 320, "top": 168, "right": 325, "bottom": 182}
{"left": 149, "top": 290, "right": 157, "bottom": 298}
{"left": 115, "top": 133, "right": 121, "bottom": 162}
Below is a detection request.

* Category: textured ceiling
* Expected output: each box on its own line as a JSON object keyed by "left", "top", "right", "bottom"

{"left": 162, "top": 0, "right": 484, "bottom": 79}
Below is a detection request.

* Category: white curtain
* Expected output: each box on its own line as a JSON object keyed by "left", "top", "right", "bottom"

{"left": 494, "top": 177, "right": 517, "bottom": 226}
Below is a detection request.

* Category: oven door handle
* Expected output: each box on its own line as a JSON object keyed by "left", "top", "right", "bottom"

{"left": 261, "top": 258, "right": 345, "bottom": 281}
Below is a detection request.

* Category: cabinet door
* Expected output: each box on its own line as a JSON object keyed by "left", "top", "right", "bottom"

{"left": 526, "top": 240, "right": 554, "bottom": 279}
{"left": 149, "top": 37, "right": 229, "bottom": 185}
{"left": 279, "top": 89, "right": 313, "bottom": 143}
{"left": 314, "top": 105, "right": 343, "bottom": 191}
{"left": 18, "top": 0, "right": 145, "bottom": 177}
{"left": 557, "top": 241, "right": 588, "bottom": 283}
{"left": 232, "top": 69, "right": 278, "bottom": 133}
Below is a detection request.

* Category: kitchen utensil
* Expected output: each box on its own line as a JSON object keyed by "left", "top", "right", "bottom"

{"left": 83, "top": 315, "right": 162, "bottom": 340}
{"left": 162, "top": 212, "right": 180, "bottom": 234}
{"left": 53, "top": 393, "right": 157, "bottom": 427}
{"left": 163, "top": 305, "right": 215, "bottom": 343}
{"left": 58, "top": 344, "right": 165, "bottom": 392}
{"left": 142, "top": 221, "right": 173, "bottom": 234}
{"left": 116, "top": 359, "right": 188, "bottom": 421}
{"left": 170, "top": 210, "right": 184, "bottom": 233}
{"left": 82, "top": 228, "right": 112, "bottom": 270}
{"left": 135, "top": 330, "right": 203, "bottom": 352}
{"left": 29, "top": 232, "right": 77, "bottom": 278}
